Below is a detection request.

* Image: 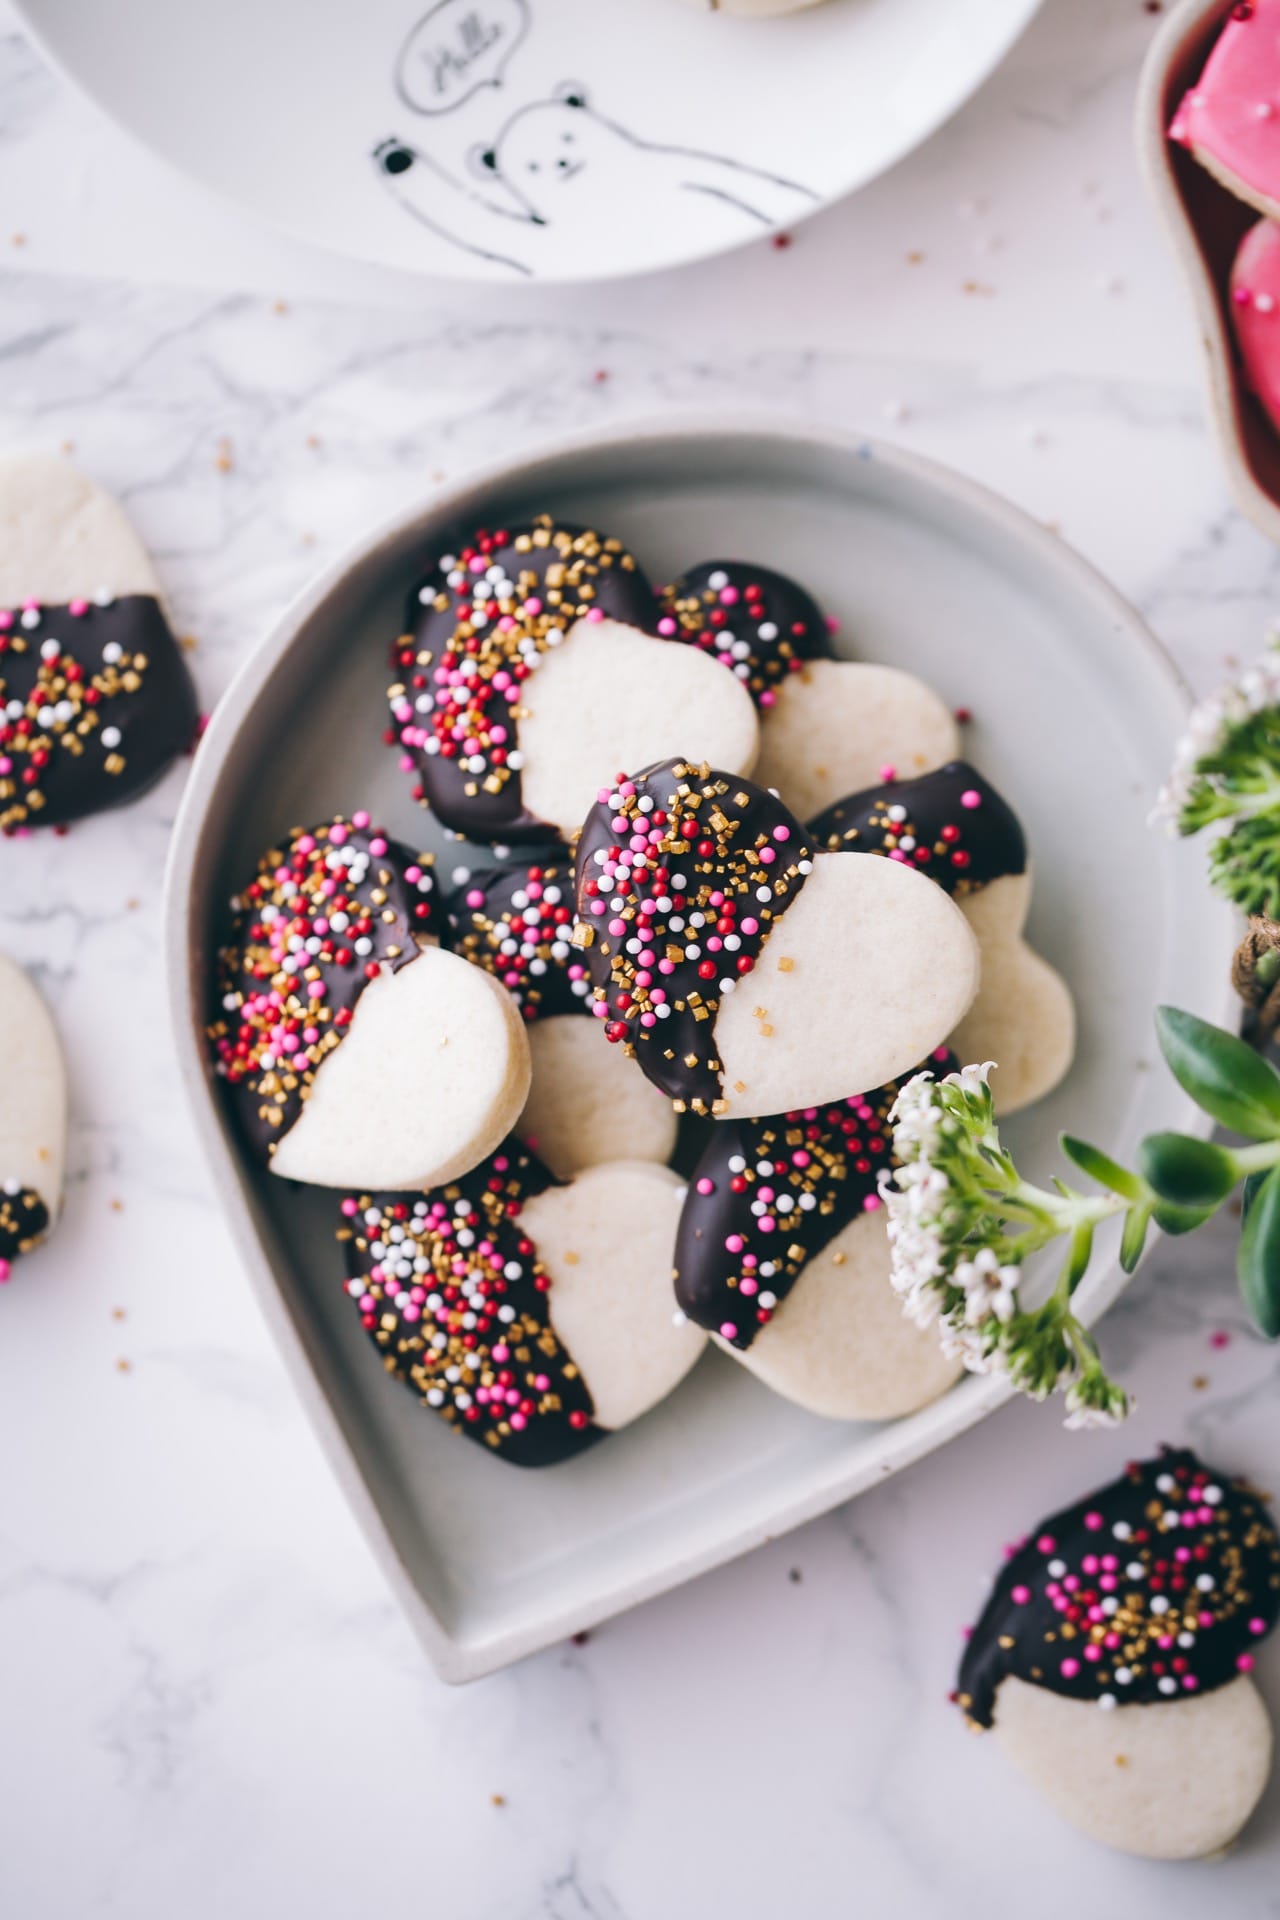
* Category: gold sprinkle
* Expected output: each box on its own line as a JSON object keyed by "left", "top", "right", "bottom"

{"left": 563, "top": 1251, "right": 579, "bottom": 1266}
{"left": 776, "top": 956, "right": 795, "bottom": 973}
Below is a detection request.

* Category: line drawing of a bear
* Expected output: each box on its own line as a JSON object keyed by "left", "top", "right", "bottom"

{"left": 374, "top": 82, "right": 818, "bottom": 275}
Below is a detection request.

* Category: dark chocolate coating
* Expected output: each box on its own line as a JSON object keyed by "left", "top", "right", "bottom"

{"left": 574, "top": 759, "right": 814, "bottom": 1114}
{"left": 660, "top": 559, "right": 832, "bottom": 707}
{"left": 957, "top": 1448, "right": 1280, "bottom": 1729}
{"left": 0, "top": 1184, "right": 50, "bottom": 1266}
{"left": 0, "top": 596, "right": 198, "bottom": 832}
{"left": 674, "top": 1050, "right": 957, "bottom": 1347}
{"left": 209, "top": 819, "right": 439, "bottom": 1166}
{"left": 443, "top": 856, "right": 587, "bottom": 1021}
{"left": 809, "top": 762, "right": 1026, "bottom": 895}
{"left": 388, "top": 517, "right": 660, "bottom": 843}
{"left": 338, "top": 1141, "right": 601, "bottom": 1468}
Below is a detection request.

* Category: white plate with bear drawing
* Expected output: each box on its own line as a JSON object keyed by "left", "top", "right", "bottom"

{"left": 166, "top": 418, "right": 1234, "bottom": 1681}
{"left": 16, "top": 0, "right": 1042, "bottom": 284}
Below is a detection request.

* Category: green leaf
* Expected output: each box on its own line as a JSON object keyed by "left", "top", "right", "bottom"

{"left": 1151, "top": 1195, "right": 1220, "bottom": 1236}
{"left": 1155, "top": 1007, "right": 1280, "bottom": 1140}
{"left": 1119, "top": 1202, "right": 1152, "bottom": 1273}
{"left": 1138, "top": 1132, "right": 1240, "bottom": 1209}
{"left": 1238, "top": 1165, "right": 1280, "bottom": 1339}
{"left": 1060, "top": 1135, "right": 1145, "bottom": 1200}
{"left": 1244, "top": 1169, "right": 1268, "bottom": 1221}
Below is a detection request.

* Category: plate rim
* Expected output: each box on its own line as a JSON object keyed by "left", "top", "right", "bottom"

{"left": 164, "top": 411, "right": 1238, "bottom": 1681}
{"left": 13, "top": 0, "right": 1046, "bottom": 288}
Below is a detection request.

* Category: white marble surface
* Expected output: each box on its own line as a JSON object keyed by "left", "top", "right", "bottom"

{"left": 5, "top": 1, "right": 1280, "bottom": 1913}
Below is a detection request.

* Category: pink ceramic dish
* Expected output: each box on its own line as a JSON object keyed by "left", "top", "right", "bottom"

{"left": 1139, "top": 0, "right": 1280, "bottom": 541}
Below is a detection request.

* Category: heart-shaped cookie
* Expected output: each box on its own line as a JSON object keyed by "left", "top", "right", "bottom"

{"left": 1170, "top": 0, "right": 1280, "bottom": 221}
{"left": 0, "top": 953, "right": 66, "bottom": 1283}
{"left": 672, "top": 1056, "right": 961, "bottom": 1419}
{"left": 957, "top": 1449, "right": 1280, "bottom": 1860}
{"left": 0, "top": 455, "right": 199, "bottom": 832}
{"left": 388, "top": 518, "right": 758, "bottom": 844}
{"left": 660, "top": 557, "right": 958, "bottom": 818}
{"left": 574, "top": 759, "right": 979, "bottom": 1118}
{"left": 810, "top": 762, "right": 1074, "bottom": 1114}
{"left": 444, "top": 857, "right": 677, "bottom": 1179}
{"left": 209, "top": 816, "right": 531, "bottom": 1189}
{"left": 337, "top": 1147, "right": 705, "bottom": 1466}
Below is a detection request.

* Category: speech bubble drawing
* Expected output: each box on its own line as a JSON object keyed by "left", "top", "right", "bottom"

{"left": 395, "top": 0, "right": 530, "bottom": 116}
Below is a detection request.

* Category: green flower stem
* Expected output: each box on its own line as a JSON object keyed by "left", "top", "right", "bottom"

{"left": 1229, "top": 1139, "right": 1280, "bottom": 1177}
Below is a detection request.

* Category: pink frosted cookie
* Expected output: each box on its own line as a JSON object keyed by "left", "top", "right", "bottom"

{"left": 1230, "top": 216, "right": 1280, "bottom": 429}
{"left": 1170, "top": 1, "right": 1280, "bottom": 217}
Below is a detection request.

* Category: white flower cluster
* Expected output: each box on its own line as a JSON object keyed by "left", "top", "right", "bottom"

{"left": 1154, "top": 641, "right": 1280, "bottom": 828}
{"left": 881, "top": 1062, "right": 1017, "bottom": 1358}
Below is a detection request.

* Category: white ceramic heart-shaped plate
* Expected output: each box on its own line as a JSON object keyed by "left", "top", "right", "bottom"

{"left": 166, "top": 417, "right": 1235, "bottom": 1682}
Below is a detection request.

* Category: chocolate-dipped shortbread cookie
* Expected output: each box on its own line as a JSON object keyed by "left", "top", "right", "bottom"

{"left": 388, "top": 517, "right": 757, "bottom": 844}
{"left": 0, "top": 954, "right": 66, "bottom": 1282}
{"left": 444, "top": 858, "right": 677, "bottom": 1179}
{"left": 811, "top": 762, "right": 1074, "bottom": 1114}
{"left": 673, "top": 1051, "right": 962, "bottom": 1418}
{"left": 209, "top": 815, "right": 530, "bottom": 1189}
{"left": 0, "top": 455, "right": 198, "bottom": 832}
{"left": 659, "top": 560, "right": 832, "bottom": 706}
{"left": 660, "top": 556, "right": 957, "bottom": 820}
{"left": 574, "top": 758, "right": 978, "bottom": 1118}
{"left": 957, "top": 1449, "right": 1280, "bottom": 1860}
{"left": 338, "top": 1145, "right": 705, "bottom": 1467}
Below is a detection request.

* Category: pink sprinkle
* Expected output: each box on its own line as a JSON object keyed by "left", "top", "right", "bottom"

{"left": 1083, "top": 1511, "right": 1103, "bottom": 1531}
{"left": 1011, "top": 1585, "right": 1031, "bottom": 1605}
{"left": 878, "top": 764, "right": 897, "bottom": 783}
{"left": 586, "top": 606, "right": 604, "bottom": 623}
{"left": 862, "top": 1194, "right": 882, "bottom": 1212}
{"left": 696, "top": 1177, "right": 715, "bottom": 1195}
{"left": 1037, "top": 1535, "right": 1056, "bottom": 1554}
{"left": 657, "top": 616, "right": 677, "bottom": 636}
{"left": 466, "top": 888, "right": 484, "bottom": 908}
{"left": 340, "top": 1198, "right": 358, "bottom": 1217}
{"left": 773, "top": 824, "right": 790, "bottom": 842}
{"left": 720, "top": 1322, "right": 738, "bottom": 1340}
{"left": 69, "top": 598, "right": 89, "bottom": 617}
{"left": 1060, "top": 1658, "right": 1080, "bottom": 1679}
{"left": 960, "top": 789, "right": 982, "bottom": 810}
{"left": 1238, "top": 1652, "right": 1256, "bottom": 1672}
{"left": 1251, "top": 1617, "right": 1268, "bottom": 1634}
{"left": 720, "top": 585, "right": 740, "bottom": 606}
{"left": 352, "top": 810, "right": 371, "bottom": 830}
{"left": 1209, "top": 1329, "right": 1231, "bottom": 1350}
{"left": 725, "top": 1234, "right": 745, "bottom": 1254}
